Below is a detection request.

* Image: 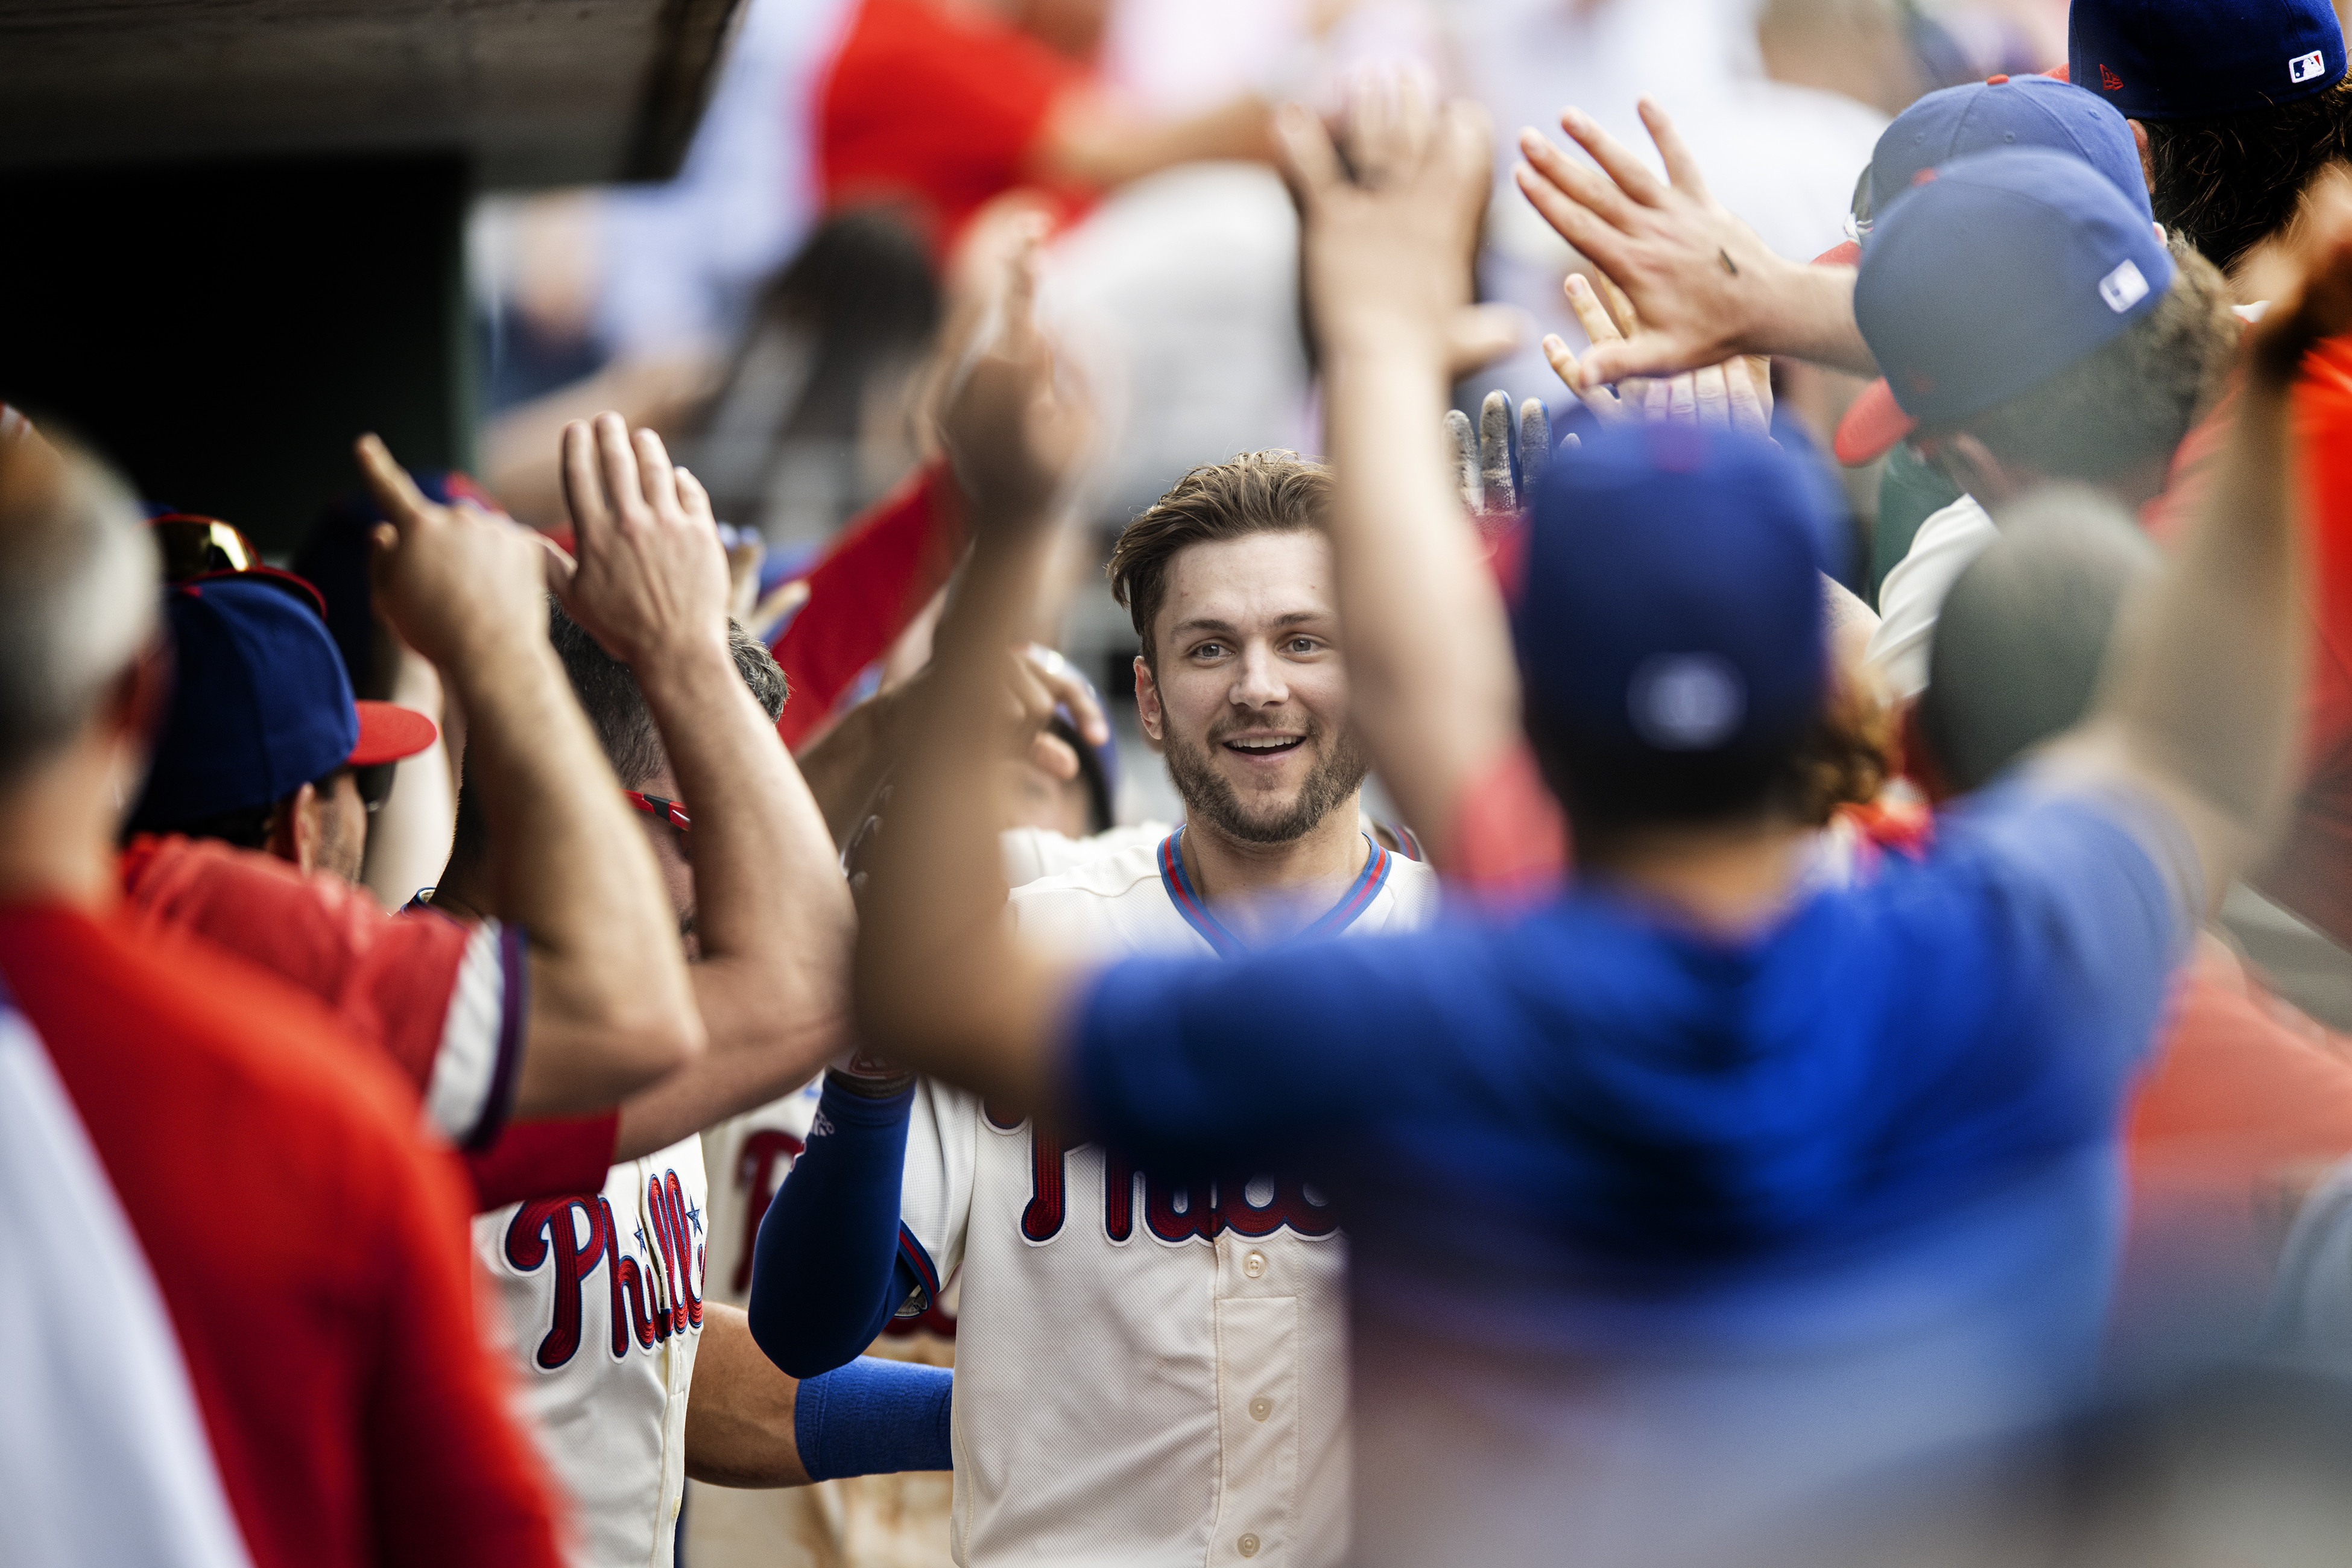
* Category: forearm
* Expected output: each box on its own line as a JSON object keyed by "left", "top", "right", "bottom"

{"left": 745, "top": 1078, "right": 916, "bottom": 1376}
{"left": 794, "top": 689, "right": 902, "bottom": 847}
{"left": 1743, "top": 260, "right": 1876, "bottom": 376}
{"left": 853, "top": 511, "right": 1069, "bottom": 1108}
{"left": 1321, "top": 334, "right": 1522, "bottom": 861}
{"left": 1029, "top": 93, "right": 1273, "bottom": 190}
{"left": 637, "top": 636, "right": 855, "bottom": 1055}
{"left": 452, "top": 640, "right": 704, "bottom": 1113}
{"left": 2098, "top": 358, "right": 2305, "bottom": 842}
{"left": 687, "top": 1310, "right": 954, "bottom": 1490}
{"left": 361, "top": 648, "right": 457, "bottom": 911}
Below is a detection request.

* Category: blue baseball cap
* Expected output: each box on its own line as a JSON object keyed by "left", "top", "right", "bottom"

{"left": 1868, "top": 74, "right": 2152, "bottom": 226}
{"left": 1837, "top": 147, "right": 2177, "bottom": 465}
{"left": 2070, "top": 0, "right": 2344, "bottom": 122}
{"left": 130, "top": 576, "right": 437, "bottom": 830}
{"left": 1511, "top": 423, "right": 1832, "bottom": 762}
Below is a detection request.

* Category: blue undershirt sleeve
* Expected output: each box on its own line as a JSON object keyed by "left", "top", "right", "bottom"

{"left": 747, "top": 1076, "right": 922, "bottom": 1378}
{"left": 794, "top": 1357, "right": 953, "bottom": 1482}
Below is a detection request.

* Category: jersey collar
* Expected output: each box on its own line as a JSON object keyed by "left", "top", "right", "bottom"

{"left": 1156, "top": 825, "right": 1392, "bottom": 959}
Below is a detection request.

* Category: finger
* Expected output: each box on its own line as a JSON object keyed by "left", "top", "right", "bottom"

{"left": 1443, "top": 408, "right": 1481, "bottom": 513}
{"left": 366, "top": 520, "right": 399, "bottom": 597}
{"left": 1645, "top": 379, "right": 1672, "bottom": 423}
{"left": 1578, "top": 334, "right": 1715, "bottom": 388}
{"left": 558, "top": 420, "right": 610, "bottom": 551}
{"left": 1000, "top": 223, "right": 1045, "bottom": 363}
{"left": 354, "top": 434, "right": 436, "bottom": 530}
{"left": 750, "top": 577, "right": 811, "bottom": 643}
{"left": 1392, "top": 66, "right": 1437, "bottom": 171}
{"left": 1345, "top": 64, "right": 1397, "bottom": 181}
{"left": 1666, "top": 373, "right": 1698, "bottom": 425}
{"left": 1519, "top": 399, "right": 1553, "bottom": 492}
{"left": 1692, "top": 363, "right": 1730, "bottom": 431}
{"left": 1514, "top": 163, "right": 1637, "bottom": 279}
{"left": 1541, "top": 333, "right": 1623, "bottom": 419}
{"left": 1273, "top": 102, "right": 1348, "bottom": 206}
{"left": 594, "top": 411, "right": 651, "bottom": 529}
{"left": 1479, "top": 390, "right": 1516, "bottom": 511}
{"left": 1028, "top": 645, "right": 1109, "bottom": 745}
{"left": 1444, "top": 303, "right": 1528, "bottom": 379}
{"left": 1558, "top": 105, "right": 1669, "bottom": 210}
{"left": 1592, "top": 271, "right": 1642, "bottom": 340}
{"left": 1638, "top": 98, "right": 1713, "bottom": 201}
{"left": 538, "top": 533, "right": 580, "bottom": 597}
{"left": 1562, "top": 273, "right": 1623, "bottom": 349}
{"left": 633, "top": 426, "right": 681, "bottom": 521}
{"left": 1724, "top": 356, "right": 1769, "bottom": 437}
{"left": 674, "top": 463, "right": 717, "bottom": 529}
{"left": 1517, "top": 131, "right": 1642, "bottom": 234}
{"left": 1743, "top": 354, "right": 1776, "bottom": 429}
{"left": 1029, "top": 730, "right": 1081, "bottom": 783}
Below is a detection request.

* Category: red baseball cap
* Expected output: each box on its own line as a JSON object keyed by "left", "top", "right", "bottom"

{"left": 350, "top": 701, "right": 439, "bottom": 768}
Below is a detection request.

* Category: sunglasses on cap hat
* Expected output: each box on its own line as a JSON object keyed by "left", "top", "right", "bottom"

{"left": 624, "top": 791, "right": 691, "bottom": 835}
{"left": 151, "top": 513, "right": 257, "bottom": 579}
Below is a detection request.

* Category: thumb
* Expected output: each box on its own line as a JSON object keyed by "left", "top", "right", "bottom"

{"left": 1573, "top": 335, "right": 1702, "bottom": 391}
{"left": 537, "top": 533, "right": 579, "bottom": 599}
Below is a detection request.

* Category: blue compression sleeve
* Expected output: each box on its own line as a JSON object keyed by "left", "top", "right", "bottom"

{"left": 795, "top": 1356, "right": 953, "bottom": 1482}
{"left": 747, "top": 1076, "right": 920, "bottom": 1377}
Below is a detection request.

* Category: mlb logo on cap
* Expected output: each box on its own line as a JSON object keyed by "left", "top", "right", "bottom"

{"left": 2294, "top": 48, "right": 2328, "bottom": 82}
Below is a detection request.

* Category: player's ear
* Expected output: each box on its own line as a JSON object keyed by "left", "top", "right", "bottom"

{"left": 1133, "top": 654, "right": 1163, "bottom": 743}
{"left": 269, "top": 781, "right": 320, "bottom": 874}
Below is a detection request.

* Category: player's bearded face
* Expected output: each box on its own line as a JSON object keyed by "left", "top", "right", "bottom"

{"left": 1163, "top": 706, "right": 1371, "bottom": 844}
{"left": 1145, "top": 531, "right": 1370, "bottom": 846}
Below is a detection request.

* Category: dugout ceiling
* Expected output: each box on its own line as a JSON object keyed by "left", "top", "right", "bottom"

{"left": 0, "top": 0, "right": 743, "bottom": 186}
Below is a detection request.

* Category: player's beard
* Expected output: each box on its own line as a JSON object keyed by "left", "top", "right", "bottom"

{"left": 1163, "top": 714, "right": 1373, "bottom": 846}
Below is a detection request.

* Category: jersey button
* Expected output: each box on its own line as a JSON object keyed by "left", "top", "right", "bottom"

{"left": 1242, "top": 1250, "right": 1267, "bottom": 1279}
{"left": 1238, "top": 1534, "right": 1261, "bottom": 1558}
{"left": 1248, "top": 1396, "right": 1273, "bottom": 1421}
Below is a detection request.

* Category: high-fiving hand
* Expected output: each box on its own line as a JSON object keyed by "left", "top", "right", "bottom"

{"left": 554, "top": 411, "right": 733, "bottom": 668}
{"left": 938, "top": 224, "right": 1091, "bottom": 528}
{"left": 1541, "top": 273, "right": 1772, "bottom": 436}
{"left": 356, "top": 433, "right": 557, "bottom": 674}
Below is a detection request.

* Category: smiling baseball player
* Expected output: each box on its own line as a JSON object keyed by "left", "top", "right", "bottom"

{"left": 748, "top": 407, "right": 1438, "bottom": 1563}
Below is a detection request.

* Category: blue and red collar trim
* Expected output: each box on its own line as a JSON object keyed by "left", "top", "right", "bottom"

{"left": 1156, "top": 826, "right": 1391, "bottom": 959}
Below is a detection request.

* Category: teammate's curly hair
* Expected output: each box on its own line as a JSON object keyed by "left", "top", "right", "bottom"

{"left": 2145, "top": 80, "right": 2352, "bottom": 275}
{"left": 1107, "top": 451, "right": 1333, "bottom": 669}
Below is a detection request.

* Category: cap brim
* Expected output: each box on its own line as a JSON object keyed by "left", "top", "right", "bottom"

{"left": 1810, "top": 239, "right": 1862, "bottom": 267}
{"left": 350, "top": 701, "right": 439, "bottom": 767}
{"left": 1833, "top": 378, "right": 1918, "bottom": 467}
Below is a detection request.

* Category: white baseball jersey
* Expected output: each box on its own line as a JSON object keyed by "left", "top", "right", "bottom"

{"left": 474, "top": 1137, "right": 709, "bottom": 1568}
{"left": 901, "top": 828, "right": 1438, "bottom": 1567}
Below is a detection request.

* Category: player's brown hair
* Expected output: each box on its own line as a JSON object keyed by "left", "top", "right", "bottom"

{"left": 1106, "top": 450, "right": 1333, "bottom": 671}
{"left": 2145, "top": 80, "right": 2352, "bottom": 274}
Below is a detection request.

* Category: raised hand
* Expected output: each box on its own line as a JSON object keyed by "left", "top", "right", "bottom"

{"left": 1514, "top": 100, "right": 1876, "bottom": 384}
{"left": 356, "top": 433, "right": 555, "bottom": 673}
{"left": 2245, "top": 168, "right": 2352, "bottom": 382}
{"left": 1541, "top": 273, "right": 1772, "bottom": 435}
{"left": 1276, "top": 69, "right": 1493, "bottom": 364}
{"left": 938, "top": 225, "right": 1090, "bottom": 528}
{"left": 1447, "top": 392, "right": 1555, "bottom": 517}
{"left": 554, "top": 411, "right": 733, "bottom": 668}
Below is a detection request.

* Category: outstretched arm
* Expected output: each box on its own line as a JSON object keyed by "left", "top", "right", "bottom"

{"left": 851, "top": 239, "right": 1091, "bottom": 1116}
{"left": 1513, "top": 100, "right": 1877, "bottom": 384}
{"left": 1276, "top": 81, "right": 1523, "bottom": 867}
{"left": 2039, "top": 184, "right": 2352, "bottom": 904}
{"left": 359, "top": 438, "right": 704, "bottom": 1117}
{"left": 547, "top": 413, "right": 858, "bottom": 1159}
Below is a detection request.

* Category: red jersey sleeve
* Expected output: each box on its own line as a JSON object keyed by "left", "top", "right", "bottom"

{"left": 1442, "top": 745, "right": 1570, "bottom": 906}
{"left": 818, "top": 0, "right": 1090, "bottom": 247}
{"left": 771, "top": 461, "right": 967, "bottom": 750}
{"left": 118, "top": 835, "right": 525, "bottom": 1149}
{"left": 464, "top": 1111, "right": 622, "bottom": 1211}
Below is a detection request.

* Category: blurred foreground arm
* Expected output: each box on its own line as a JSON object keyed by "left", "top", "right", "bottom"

{"left": 1513, "top": 100, "right": 1876, "bottom": 384}
{"left": 548, "top": 414, "right": 856, "bottom": 1159}
{"left": 852, "top": 240, "right": 1088, "bottom": 1116}
{"left": 360, "top": 438, "right": 704, "bottom": 1114}
{"left": 1278, "top": 81, "right": 1523, "bottom": 867}
{"left": 2041, "top": 186, "right": 2352, "bottom": 904}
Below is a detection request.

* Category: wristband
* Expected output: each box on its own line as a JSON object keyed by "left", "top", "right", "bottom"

{"left": 795, "top": 1358, "right": 953, "bottom": 1482}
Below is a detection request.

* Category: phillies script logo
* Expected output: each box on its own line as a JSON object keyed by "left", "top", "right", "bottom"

{"left": 988, "top": 1105, "right": 1336, "bottom": 1245}
{"left": 503, "top": 1169, "right": 705, "bottom": 1370}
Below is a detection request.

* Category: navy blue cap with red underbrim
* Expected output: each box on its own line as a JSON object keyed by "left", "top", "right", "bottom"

{"left": 1837, "top": 147, "right": 2176, "bottom": 467}
{"left": 2070, "top": 0, "right": 2344, "bottom": 122}
{"left": 1511, "top": 422, "right": 1833, "bottom": 762}
{"left": 129, "top": 576, "right": 437, "bottom": 831}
